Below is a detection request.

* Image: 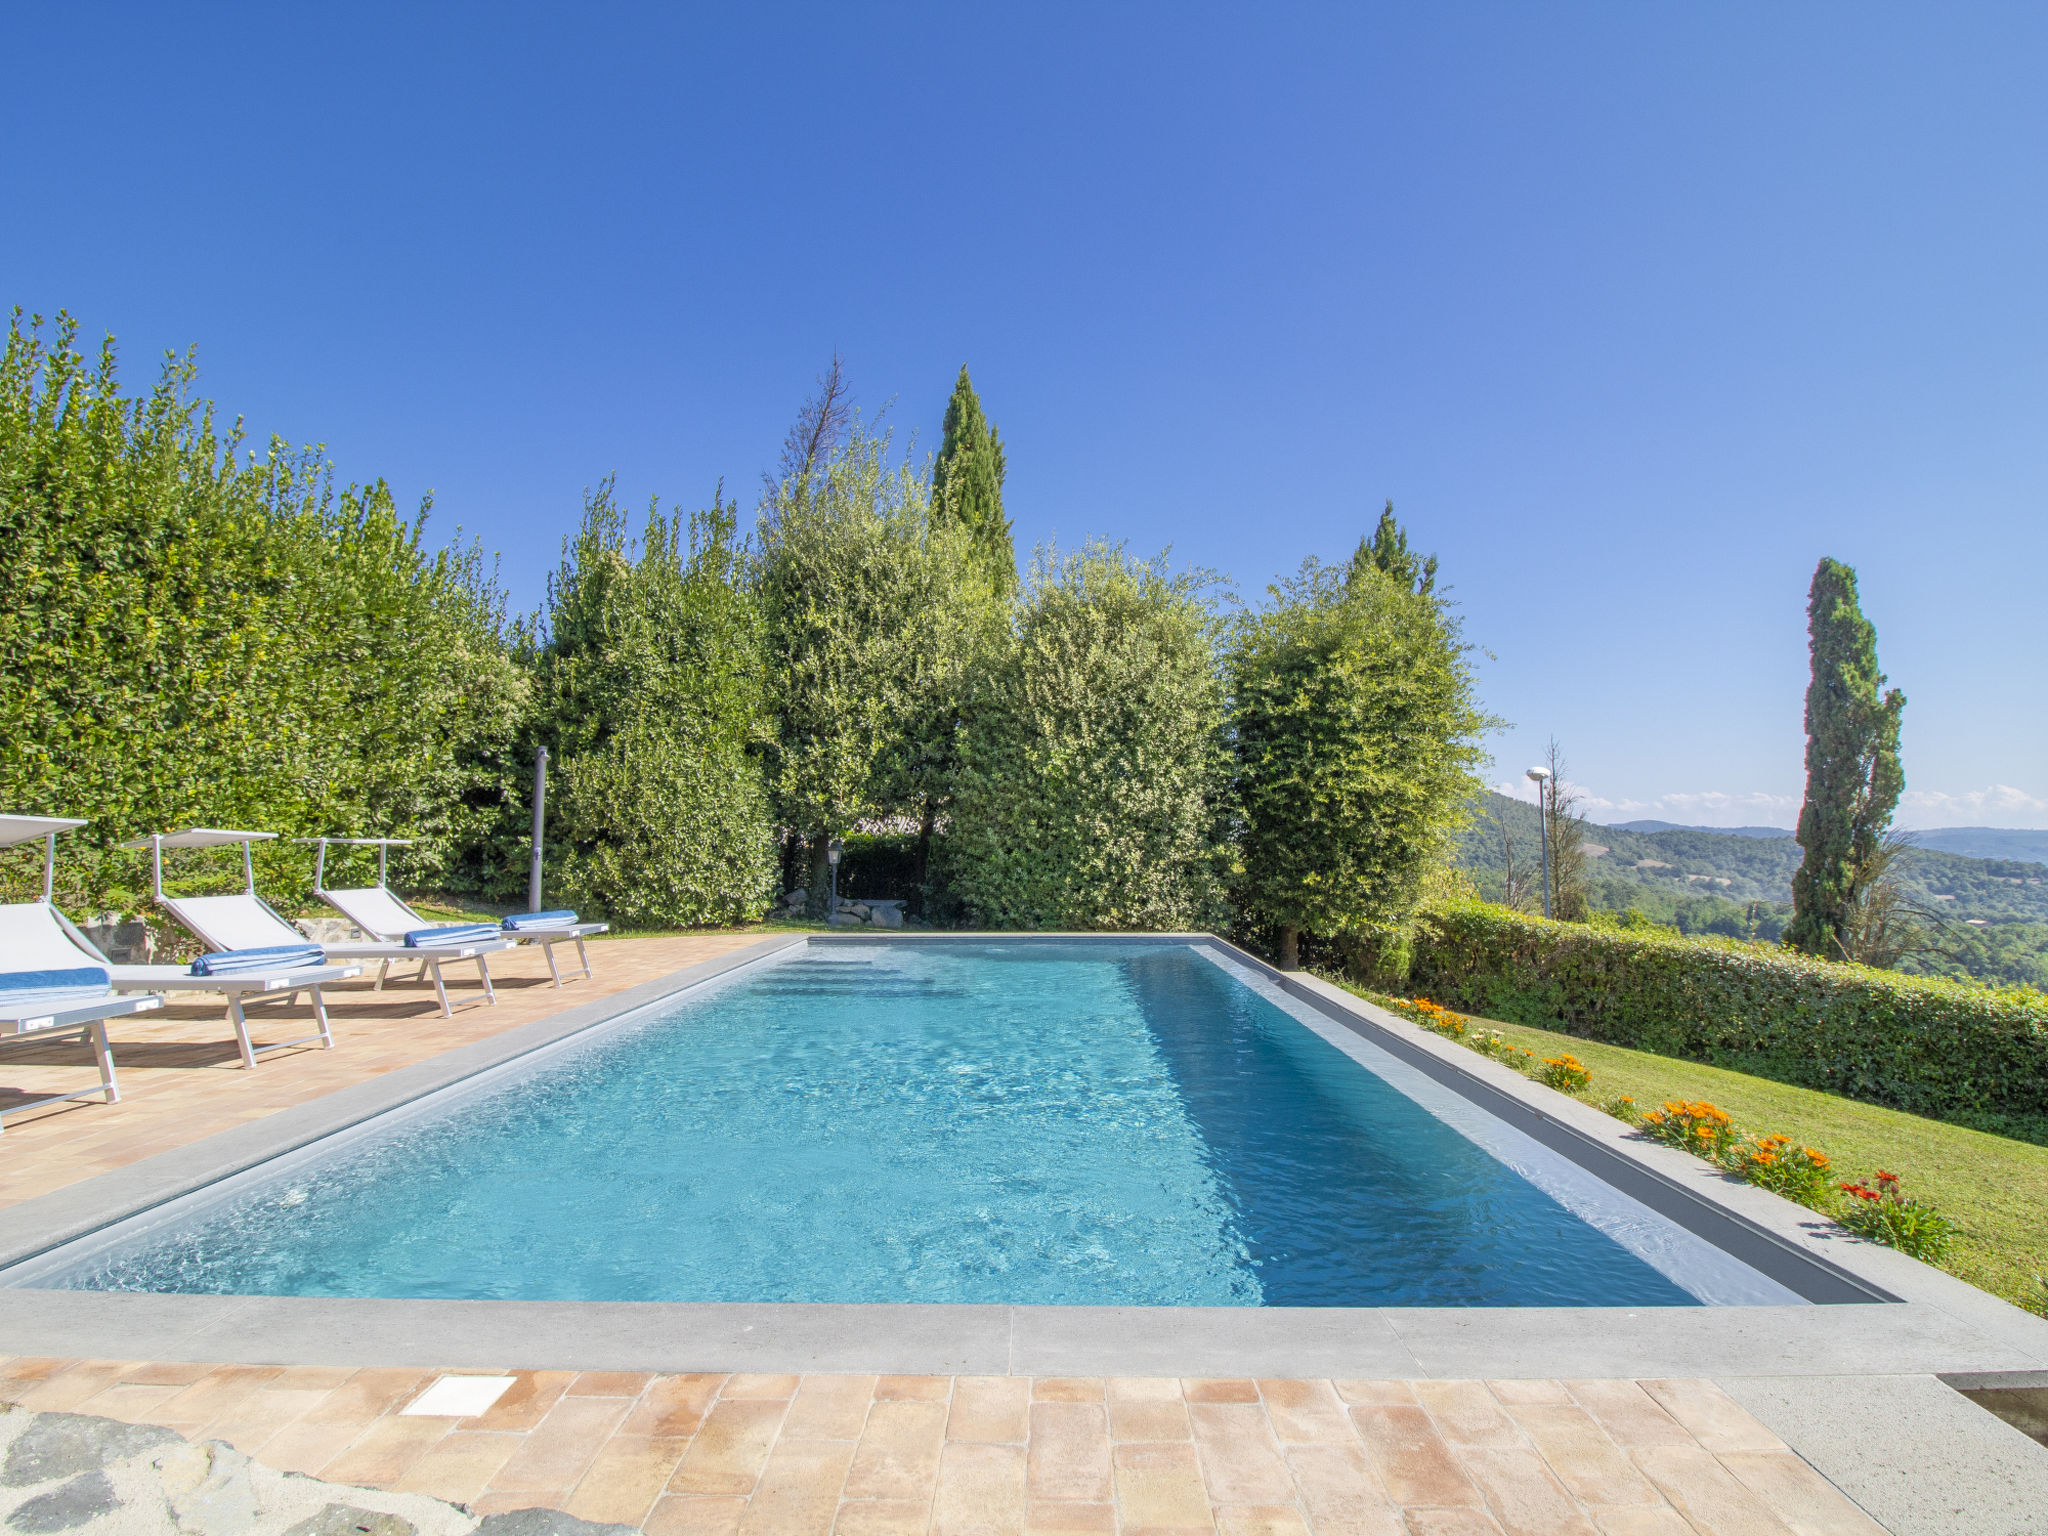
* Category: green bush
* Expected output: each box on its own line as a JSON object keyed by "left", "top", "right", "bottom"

{"left": 0, "top": 311, "right": 525, "bottom": 918}
{"left": 939, "top": 543, "right": 1231, "bottom": 931}
{"left": 1387, "top": 899, "right": 2048, "bottom": 1134}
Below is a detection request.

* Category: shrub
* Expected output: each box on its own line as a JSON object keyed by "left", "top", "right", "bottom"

{"left": 1639, "top": 1100, "right": 1739, "bottom": 1161}
{"left": 938, "top": 544, "right": 1231, "bottom": 931}
{"left": 1383, "top": 898, "right": 2048, "bottom": 1134}
{"left": 1836, "top": 1171, "right": 1959, "bottom": 1261}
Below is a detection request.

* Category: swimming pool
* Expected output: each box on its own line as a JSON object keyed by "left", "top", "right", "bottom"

{"left": 28, "top": 940, "right": 1805, "bottom": 1307}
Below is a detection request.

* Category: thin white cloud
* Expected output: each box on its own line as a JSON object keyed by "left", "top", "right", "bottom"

{"left": 1489, "top": 780, "right": 2048, "bottom": 831}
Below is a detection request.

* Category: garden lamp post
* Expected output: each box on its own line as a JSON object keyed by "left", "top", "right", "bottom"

{"left": 1526, "top": 765, "right": 1552, "bottom": 919}
{"left": 827, "top": 837, "right": 843, "bottom": 919}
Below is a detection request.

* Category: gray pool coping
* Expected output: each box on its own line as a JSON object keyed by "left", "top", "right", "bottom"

{"left": 3, "top": 930, "right": 2046, "bottom": 1383}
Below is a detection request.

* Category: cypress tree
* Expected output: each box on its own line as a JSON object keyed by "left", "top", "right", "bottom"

{"left": 1786, "top": 558, "right": 1906, "bottom": 959}
{"left": 932, "top": 366, "right": 1017, "bottom": 594}
{"left": 1348, "top": 500, "right": 1437, "bottom": 597}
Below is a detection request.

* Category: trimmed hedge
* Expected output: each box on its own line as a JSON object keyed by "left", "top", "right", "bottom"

{"left": 1386, "top": 900, "right": 2048, "bottom": 1132}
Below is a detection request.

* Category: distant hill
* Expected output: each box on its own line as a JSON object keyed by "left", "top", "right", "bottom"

{"left": 1909, "top": 827, "right": 2048, "bottom": 863}
{"left": 1608, "top": 820, "right": 1792, "bottom": 839}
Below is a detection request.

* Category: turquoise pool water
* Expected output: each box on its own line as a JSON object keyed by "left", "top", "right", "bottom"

{"left": 54, "top": 943, "right": 1756, "bottom": 1306}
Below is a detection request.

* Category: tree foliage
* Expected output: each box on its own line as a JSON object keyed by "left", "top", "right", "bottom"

{"left": 940, "top": 544, "right": 1230, "bottom": 930}
{"left": 531, "top": 481, "right": 777, "bottom": 927}
{"left": 0, "top": 310, "right": 524, "bottom": 915}
{"left": 1229, "top": 541, "right": 1488, "bottom": 965}
{"left": 1349, "top": 500, "right": 1437, "bottom": 597}
{"left": 931, "top": 366, "right": 1016, "bottom": 595}
{"left": 1787, "top": 558, "right": 1906, "bottom": 959}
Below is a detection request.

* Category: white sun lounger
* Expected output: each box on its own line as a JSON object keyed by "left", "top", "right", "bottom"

{"left": 0, "top": 815, "right": 167, "bottom": 1125}
{"left": 304, "top": 837, "right": 607, "bottom": 988}
{"left": 2, "top": 815, "right": 360, "bottom": 1070}
{"left": 129, "top": 828, "right": 512, "bottom": 1018}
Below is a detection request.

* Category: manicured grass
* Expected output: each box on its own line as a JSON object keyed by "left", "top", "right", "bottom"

{"left": 1344, "top": 983, "right": 2048, "bottom": 1318}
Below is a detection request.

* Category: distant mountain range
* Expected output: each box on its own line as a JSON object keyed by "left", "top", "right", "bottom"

{"left": 1599, "top": 820, "right": 2048, "bottom": 864}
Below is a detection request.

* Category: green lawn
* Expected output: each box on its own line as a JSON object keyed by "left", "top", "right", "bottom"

{"left": 1342, "top": 984, "right": 2048, "bottom": 1318}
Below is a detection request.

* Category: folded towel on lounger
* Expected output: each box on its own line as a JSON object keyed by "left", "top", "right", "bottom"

{"left": 404, "top": 923, "right": 500, "bottom": 948}
{"left": 501, "top": 909, "right": 579, "bottom": 932}
{"left": 0, "top": 967, "right": 113, "bottom": 1009}
{"left": 190, "top": 945, "right": 325, "bottom": 977}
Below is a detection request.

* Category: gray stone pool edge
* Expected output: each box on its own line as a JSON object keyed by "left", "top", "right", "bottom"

{"left": 0, "top": 930, "right": 2044, "bottom": 1384}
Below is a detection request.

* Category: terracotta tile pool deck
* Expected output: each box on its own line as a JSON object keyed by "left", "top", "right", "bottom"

{"left": 0, "top": 934, "right": 1910, "bottom": 1531}
{"left": 0, "top": 1358, "right": 1885, "bottom": 1534}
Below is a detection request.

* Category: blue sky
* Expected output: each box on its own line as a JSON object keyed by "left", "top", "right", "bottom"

{"left": 6, "top": 4, "right": 2044, "bottom": 828}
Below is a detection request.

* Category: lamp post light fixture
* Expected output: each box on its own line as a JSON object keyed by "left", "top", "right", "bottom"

{"left": 826, "top": 837, "right": 844, "bottom": 919}
{"left": 1525, "top": 766, "right": 1553, "bottom": 920}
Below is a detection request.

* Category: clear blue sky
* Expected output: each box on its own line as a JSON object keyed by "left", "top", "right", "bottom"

{"left": 6, "top": 4, "right": 2044, "bottom": 828}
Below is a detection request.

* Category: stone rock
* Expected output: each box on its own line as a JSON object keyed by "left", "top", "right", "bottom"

{"left": 866, "top": 899, "right": 906, "bottom": 913}
{"left": 158, "top": 1440, "right": 261, "bottom": 1534}
{"left": 871, "top": 906, "right": 905, "bottom": 929}
{"left": 784, "top": 888, "right": 807, "bottom": 908}
{"left": 4, "top": 1472, "right": 118, "bottom": 1533}
{"left": 2, "top": 1414, "right": 181, "bottom": 1487}
{"left": 828, "top": 912, "right": 865, "bottom": 927}
{"left": 844, "top": 902, "right": 872, "bottom": 920}
{"left": 281, "top": 1504, "right": 418, "bottom": 1536}
{"left": 471, "top": 1510, "right": 638, "bottom": 1536}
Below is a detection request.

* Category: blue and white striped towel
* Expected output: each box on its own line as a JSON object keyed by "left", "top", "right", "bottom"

{"left": 0, "top": 967, "right": 112, "bottom": 1011}
{"left": 405, "top": 923, "right": 501, "bottom": 948}
{"left": 501, "top": 909, "right": 580, "bottom": 932}
{"left": 191, "top": 945, "right": 325, "bottom": 976}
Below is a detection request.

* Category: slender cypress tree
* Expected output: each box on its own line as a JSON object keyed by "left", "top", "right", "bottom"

{"left": 1347, "top": 500, "right": 1438, "bottom": 597}
{"left": 932, "top": 366, "right": 1017, "bottom": 594}
{"left": 1786, "top": 558, "right": 1906, "bottom": 958}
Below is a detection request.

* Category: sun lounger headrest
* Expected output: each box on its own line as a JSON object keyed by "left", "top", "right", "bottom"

{"left": 190, "top": 944, "right": 324, "bottom": 976}
{"left": 501, "top": 909, "right": 579, "bottom": 931}
{"left": 405, "top": 923, "right": 500, "bottom": 948}
{"left": 0, "top": 966, "right": 112, "bottom": 1006}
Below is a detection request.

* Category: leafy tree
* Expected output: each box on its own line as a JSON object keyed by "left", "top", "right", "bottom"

{"left": 1348, "top": 500, "right": 1437, "bottom": 597}
{"left": 758, "top": 425, "right": 990, "bottom": 914}
{"left": 0, "top": 310, "right": 525, "bottom": 916}
{"left": 532, "top": 481, "right": 777, "bottom": 927}
{"left": 931, "top": 366, "right": 1017, "bottom": 595}
{"left": 939, "top": 544, "right": 1230, "bottom": 930}
{"left": 1230, "top": 541, "right": 1489, "bottom": 968}
{"left": 1787, "top": 558, "right": 1906, "bottom": 959}
{"left": 1537, "top": 739, "right": 1593, "bottom": 923}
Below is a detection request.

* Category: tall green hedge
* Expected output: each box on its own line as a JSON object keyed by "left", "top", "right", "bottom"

{"left": 0, "top": 311, "right": 525, "bottom": 916}
{"left": 1387, "top": 898, "right": 2048, "bottom": 1134}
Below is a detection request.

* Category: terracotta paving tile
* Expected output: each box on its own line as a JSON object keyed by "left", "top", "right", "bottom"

{"left": 844, "top": 1399, "right": 949, "bottom": 1501}
{"left": 646, "top": 1495, "right": 748, "bottom": 1536}
{"left": 1026, "top": 1402, "right": 1112, "bottom": 1503}
{"left": 1031, "top": 1379, "right": 1104, "bottom": 1404}
{"left": 268, "top": 1365, "right": 358, "bottom": 1392}
{"left": 1588, "top": 1510, "right": 1703, "bottom": 1536}
{"left": 1350, "top": 1404, "right": 1483, "bottom": 1509}
{"left": 876, "top": 1375, "right": 953, "bottom": 1401}
{"left": 1635, "top": 1382, "right": 1787, "bottom": 1455}
{"left": 1332, "top": 1380, "right": 1418, "bottom": 1406}
{"left": 567, "top": 1434, "right": 692, "bottom": 1528}
{"left": 1456, "top": 1447, "right": 1601, "bottom": 1536}
{"left": 1213, "top": 1506, "right": 1311, "bottom": 1536}
{"left": 155, "top": 1364, "right": 289, "bottom": 1425}
{"left": 1562, "top": 1382, "right": 1695, "bottom": 1450}
{"left": 1107, "top": 1377, "right": 1184, "bottom": 1402}
{"left": 471, "top": 1490, "right": 572, "bottom": 1517}
{"left": 1405, "top": 1512, "right": 1509, "bottom": 1536}
{"left": 201, "top": 1385, "right": 349, "bottom": 1453}
{"left": 392, "top": 1429, "right": 526, "bottom": 1504}
{"left": 318, "top": 1412, "right": 453, "bottom": 1487}
{"left": 932, "top": 1441, "right": 1027, "bottom": 1536}
{"left": 1023, "top": 1500, "right": 1117, "bottom": 1534}
{"left": 466, "top": 1369, "right": 578, "bottom": 1431}
{"left": 1502, "top": 1405, "right": 1663, "bottom": 1508}
{"left": 250, "top": 1418, "right": 372, "bottom": 1477}
{"left": 1487, "top": 1380, "right": 1576, "bottom": 1407}
{"left": 1282, "top": 1442, "right": 1404, "bottom": 1536}
{"left": 117, "top": 1361, "right": 215, "bottom": 1387}
{"left": 9, "top": 1360, "right": 135, "bottom": 1411}
{"left": 1183, "top": 1378, "right": 1261, "bottom": 1404}
{"left": 1714, "top": 1450, "right": 1887, "bottom": 1536}
{"left": 568, "top": 1370, "right": 654, "bottom": 1398}
{"left": 672, "top": 1398, "right": 794, "bottom": 1496}
{"left": 1254, "top": 1379, "right": 1352, "bottom": 1445}
{"left": 1108, "top": 1379, "right": 1191, "bottom": 1443}
{"left": 723, "top": 1373, "right": 802, "bottom": 1400}
{"left": 301, "top": 1367, "right": 435, "bottom": 1425}
{"left": 1113, "top": 1441, "right": 1214, "bottom": 1531}
{"left": 0, "top": 1358, "right": 69, "bottom": 1382}
{"left": 489, "top": 1393, "right": 633, "bottom": 1492}
{"left": 1415, "top": 1381, "right": 1527, "bottom": 1451}
{"left": 948, "top": 1376, "right": 1032, "bottom": 1444}
{"left": 833, "top": 1500, "right": 932, "bottom": 1536}
{"left": 783, "top": 1375, "right": 880, "bottom": 1441}
{"left": 737, "top": 1439, "right": 858, "bottom": 1536}
{"left": 70, "top": 1383, "right": 188, "bottom": 1421}
{"left": 1630, "top": 1445, "right": 1797, "bottom": 1535}
{"left": 1188, "top": 1403, "right": 1295, "bottom": 1506}
{"left": 626, "top": 1373, "right": 728, "bottom": 1437}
